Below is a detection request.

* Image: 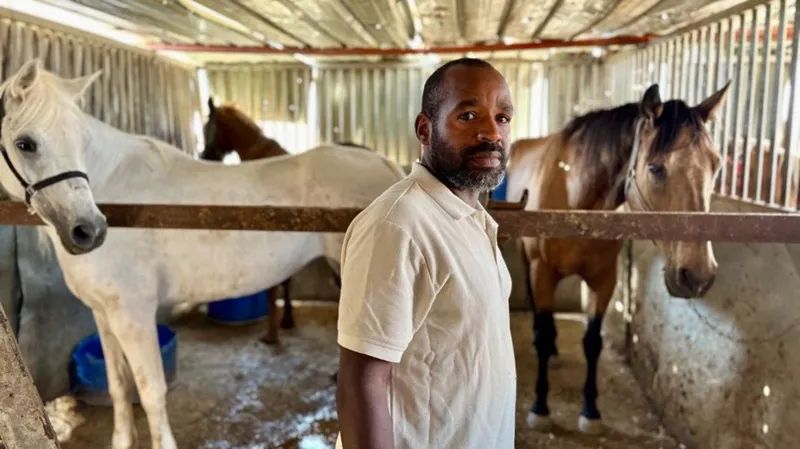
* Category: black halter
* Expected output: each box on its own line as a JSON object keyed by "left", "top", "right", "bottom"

{"left": 0, "top": 92, "right": 89, "bottom": 213}
{"left": 624, "top": 117, "right": 653, "bottom": 212}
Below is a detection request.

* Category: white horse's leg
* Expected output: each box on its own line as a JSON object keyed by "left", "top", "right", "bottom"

{"left": 108, "top": 307, "right": 177, "bottom": 449}
{"left": 93, "top": 311, "right": 137, "bottom": 449}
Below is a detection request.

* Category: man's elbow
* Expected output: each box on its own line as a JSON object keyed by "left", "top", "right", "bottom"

{"left": 337, "top": 346, "right": 392, "bottom": 395}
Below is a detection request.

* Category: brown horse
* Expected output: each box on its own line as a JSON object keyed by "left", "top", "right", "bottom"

{"left": 201, "top": 98, "right": 294, "bottom": 344}
{"left": 201, "top": 97, "right": 289, "bottom": 161}
{"left": 506, "top": 82, "right": 730, "bottom": 434}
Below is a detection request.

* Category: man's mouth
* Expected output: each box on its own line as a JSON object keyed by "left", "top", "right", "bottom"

{"left": 468, "top": 151, "right": 502, "bottom": 168}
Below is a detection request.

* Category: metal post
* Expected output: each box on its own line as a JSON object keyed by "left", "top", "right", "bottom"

{"left": 0, "top": 303, "right": 60, "bottom": 449}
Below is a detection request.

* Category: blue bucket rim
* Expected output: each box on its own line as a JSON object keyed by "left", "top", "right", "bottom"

{"left": 72, "top": 324, "right": 177, "bottom": 365}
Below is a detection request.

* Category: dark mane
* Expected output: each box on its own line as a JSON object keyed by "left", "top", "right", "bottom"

{"left": 566, "top": 100, "right": 705, "bottom": 169}
{"left": 563, "top": 99, "right": 706, "bottom": 206}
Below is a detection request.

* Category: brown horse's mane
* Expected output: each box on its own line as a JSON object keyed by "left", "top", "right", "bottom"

{"left": 217, "top": 103, "right": 288, "bottom": 156}
{"left": 562, "top": 99, "right": 707, "bottom": 206}
{"left": 566, "top": 100, "right": 707, "bottom": 168}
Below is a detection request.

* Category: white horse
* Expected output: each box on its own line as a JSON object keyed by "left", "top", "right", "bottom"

{"left": 0, "top": 59, "right": 406, "bottom": 449}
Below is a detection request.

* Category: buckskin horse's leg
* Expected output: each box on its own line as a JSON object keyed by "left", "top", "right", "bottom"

{"left": 578, "top": 263, "right": 618, "bottom": 434}
{"left": 280, "top": 279, "right": 295, "bottom": 329}
{"left": 518, "top": 240, "right": 559, "bottom": 360}
{"left": 527, "top": 257, "right": 562, "bottom": 431}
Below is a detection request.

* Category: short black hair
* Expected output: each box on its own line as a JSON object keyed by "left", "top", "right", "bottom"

{"left": 421, "top": 57, "right": 496, "bottom": 121}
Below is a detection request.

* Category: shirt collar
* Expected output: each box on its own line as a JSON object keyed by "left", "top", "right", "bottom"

{"left": 409, "top": 161, "right": 494, "bottom": 224}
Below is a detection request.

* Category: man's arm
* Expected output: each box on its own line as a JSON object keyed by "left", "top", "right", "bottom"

{"left": 336, "top": 347, "right": 394, "bottom": 449}
{"left": 335, "top": 218, "right": 435, "bottom": 448}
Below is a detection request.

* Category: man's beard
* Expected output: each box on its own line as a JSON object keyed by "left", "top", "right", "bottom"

{"left": 426, "top": 129, "right": 508, "bottom": 191}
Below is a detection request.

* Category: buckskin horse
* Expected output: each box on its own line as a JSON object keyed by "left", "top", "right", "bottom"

{"left": 0, "top": 59, "right": 406, "bottom": 449}
{"left": 505, "top": 81, "right": 730, "bottom": 434}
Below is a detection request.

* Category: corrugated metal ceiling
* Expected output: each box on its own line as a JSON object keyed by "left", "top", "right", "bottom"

{"left": 30, "top": 0, "right": 761, "bottom": 61}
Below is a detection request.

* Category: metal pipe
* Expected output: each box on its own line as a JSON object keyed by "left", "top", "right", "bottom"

{"left": 784, "top": 0, "right": 800, "bottom": 208}
{"left": 148, "top": 34, "right": 657, "bottom": 55}
{"left": 754, "top": 2, "right": 773, "bottom": 203}
{"left": 729, "top": 12, "right": 748, "bottom": 197}
{"left": 742, "top": 6, "right": 760, "bottom": 201}
{"left": 720, "top": 17, "right": 736, "bottom": 195}
{"left": 768, "top": 0, "right": 788, "bottom": 205}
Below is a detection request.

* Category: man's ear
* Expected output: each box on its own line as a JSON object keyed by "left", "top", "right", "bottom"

{"left": 415, "top": 113, "right": 432, "bottom": 147}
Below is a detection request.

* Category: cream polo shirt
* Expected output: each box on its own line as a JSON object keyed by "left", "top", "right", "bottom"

{"left": 335, "top": 162, "right": 516, "bottom": 449}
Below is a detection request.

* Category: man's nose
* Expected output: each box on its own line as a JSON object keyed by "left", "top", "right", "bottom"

{"left": 477, "top": 118, "right": 501, "bottom": 143}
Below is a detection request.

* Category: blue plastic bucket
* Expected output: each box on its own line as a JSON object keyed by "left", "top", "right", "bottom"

{"left": 490, "top": 175, "right": 508, "bottom": 201}
{"left": 207, "top": 290, "right": 270, "bottom": 325}
{"left": 70, "top": 324, "right": 178, "bottom": 407}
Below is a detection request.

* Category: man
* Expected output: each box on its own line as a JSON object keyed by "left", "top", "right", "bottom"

{"left": 335, "top": 57, "right": 516, "bottom": 449}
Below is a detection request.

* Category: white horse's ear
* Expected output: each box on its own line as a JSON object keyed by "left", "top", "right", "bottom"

{"left": 8, "top": 58, "right": 43, "bottom": 99}
{"left": 62, "top": 70, "right": 102, "bottom": 100}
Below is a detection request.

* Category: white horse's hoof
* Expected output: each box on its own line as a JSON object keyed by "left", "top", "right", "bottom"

{"left": 527, "top": 412, "right": 553, "bottom": 431}
{"left": 578, "top": 415, "right": 605, "bottom": 434}
{"left": 112, "top": 429, "right": 137, "bottom": 449}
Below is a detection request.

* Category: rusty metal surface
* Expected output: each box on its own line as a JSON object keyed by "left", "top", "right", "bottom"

{"left": 0, "top": 302, "right": 60, "bottom": 449}
{"left": 0, "top": 202, "right": 797, "bottom": 242}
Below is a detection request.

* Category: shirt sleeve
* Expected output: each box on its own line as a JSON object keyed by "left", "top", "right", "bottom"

{"left": 337, "top": 219, "right": 435, "bottom": 363}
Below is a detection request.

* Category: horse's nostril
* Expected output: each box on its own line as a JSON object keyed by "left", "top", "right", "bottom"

{"left": 71, "top": 223, "right": 94, "bottom": 247}
{"left": 679, "top": 268, "right": 693, "bottom": 290}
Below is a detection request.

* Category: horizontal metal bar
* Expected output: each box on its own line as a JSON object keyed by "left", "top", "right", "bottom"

{"left": 0, "top": 203, "right": 797, "bottom": 243}
{"left": 147, "top": 35, "right": 657, "bottom": 55}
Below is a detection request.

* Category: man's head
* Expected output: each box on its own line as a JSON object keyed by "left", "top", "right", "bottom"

{"left": 415, "top": 58, "right": 513, "bottom": 192}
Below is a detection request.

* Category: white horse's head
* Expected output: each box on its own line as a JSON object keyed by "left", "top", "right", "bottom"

{"left": 0, "top": 59, "right": 107, "bottom": 255}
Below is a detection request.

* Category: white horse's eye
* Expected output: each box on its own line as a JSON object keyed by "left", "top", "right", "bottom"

{"left": 15, "top": 138, "right": 36, "bottom": 153}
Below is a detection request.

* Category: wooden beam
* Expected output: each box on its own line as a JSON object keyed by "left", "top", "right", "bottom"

{"left": 0, "top": 302, "right": 60, "bottom": 449}
{"left": 0, "top": 202, "right": 798, "bottom": 243}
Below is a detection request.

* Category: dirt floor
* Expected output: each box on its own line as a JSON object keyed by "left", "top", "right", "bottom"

{"left": 50, "top": 301, "right": 682, "bottom": 449}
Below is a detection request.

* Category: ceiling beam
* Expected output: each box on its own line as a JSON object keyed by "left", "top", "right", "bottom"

{"left": 532, "top": 0, "right": 564, "bottom": 40}
{"left": 229, "top": 0, "right": 312, "bottom": 47}
{"left": 569, "top": 0, "right": 624, "bottom": 40}
{"left": 496, "top": 0, "right": 518, "bottom": 41}
{"left": 274, "top": 0, "right": 348, "bottom": 47}
{"left": 149, "top": 34, "right": 656, "bottom": 55}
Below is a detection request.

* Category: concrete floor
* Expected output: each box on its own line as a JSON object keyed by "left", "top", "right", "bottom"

{"left": 49, "top": 301, "right": 682, "bottom": 449}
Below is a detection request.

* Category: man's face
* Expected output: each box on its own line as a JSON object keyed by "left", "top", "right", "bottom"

{"left": 420, "top": 65, "right": 513, "bottom": 191}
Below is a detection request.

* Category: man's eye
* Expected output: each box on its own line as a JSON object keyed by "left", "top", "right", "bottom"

{"left": 497, "top": 115, "right": 510, "bottom": 124}
{"left": 459, "top": 112, "right": 476, "bottom": 120}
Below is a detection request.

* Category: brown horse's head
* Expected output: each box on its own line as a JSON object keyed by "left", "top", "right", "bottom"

{"left": 628, "top": 82, "right": 731, "bottom": 299}
{"left": 200, "top": 97, "right": 232, "bottom": 161}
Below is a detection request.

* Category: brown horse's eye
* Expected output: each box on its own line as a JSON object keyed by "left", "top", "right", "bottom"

{"left": 647, "top": 164, "right": 666, "bottom": 180}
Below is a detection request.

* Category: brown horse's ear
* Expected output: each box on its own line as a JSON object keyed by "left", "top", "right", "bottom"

{"left": 208, "top": 97, "right": 216, "bottom": 115}
{"left": 694, "top": 80, "right": 731, "bottom": 123}
{"left": 640, "top": 83, "right": 663, "bottom": 123}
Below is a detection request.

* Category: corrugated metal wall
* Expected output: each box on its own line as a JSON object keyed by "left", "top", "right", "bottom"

{"left": 204, "top": 58, "right": 605, "bottom": 166}
{"left": 0, "top": 13, "right": 201, "bottom": 153}
{"left": 205, "top": 63, "right": 312, "bottom": 123}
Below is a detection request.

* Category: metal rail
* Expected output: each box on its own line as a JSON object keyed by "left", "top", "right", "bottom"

{"left": 0, "top": 202, "right": 797, "bottom": 243}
